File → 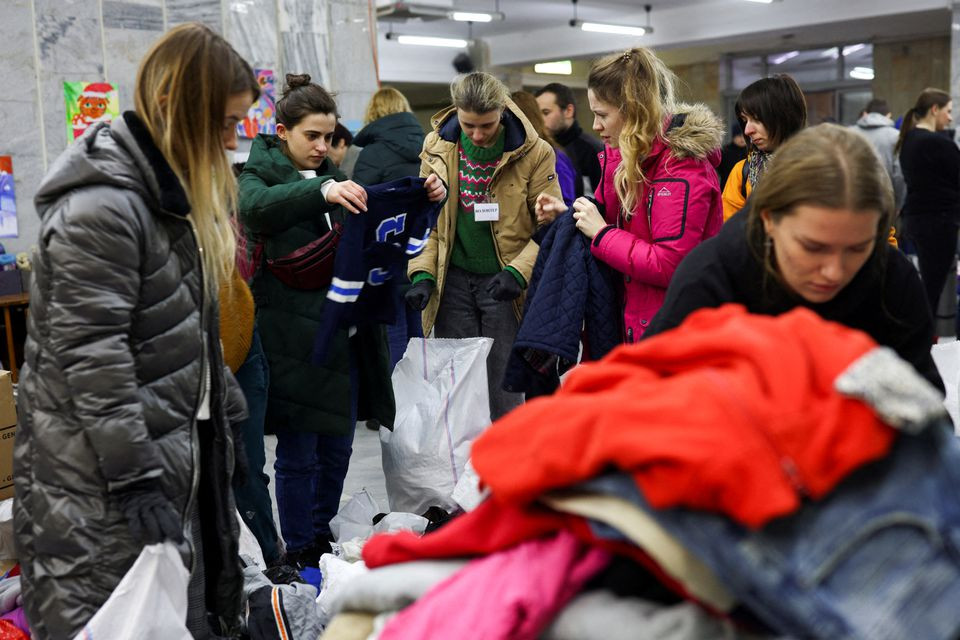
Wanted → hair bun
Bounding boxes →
[285,73,312,90]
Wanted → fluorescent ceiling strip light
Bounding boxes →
[451,11,493,22]
[395,34,469,48]
[821,43,867,59]
[770,51,799,65]
[849,66,874,80]
[534,60,573,75]
[581,22,648,36]
[743,0,775,3]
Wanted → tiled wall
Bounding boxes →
[0,0,378,254]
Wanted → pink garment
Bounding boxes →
[592,121,722,342]
[379,530,610,640]
[0,608,28,634]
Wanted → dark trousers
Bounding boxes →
[386,300,424,370]
[434,266,523,421]
[232,328,281,564]
[273,350,358,552]
[902,213,959,314]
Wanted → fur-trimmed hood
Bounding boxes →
[660,102,724,163]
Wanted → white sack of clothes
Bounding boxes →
[73,541,190,640]
[932,341,960,430]
[381,337,493,514]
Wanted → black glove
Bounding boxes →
[113,478,184,545]
[405,279,434,311]
[485,270,523,301]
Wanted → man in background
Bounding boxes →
[536,83,603,198]
[851,98,905,212]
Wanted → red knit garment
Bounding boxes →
[472,304,895,529]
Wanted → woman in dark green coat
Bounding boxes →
[237,74,395,568]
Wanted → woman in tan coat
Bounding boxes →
[405,72,563,419]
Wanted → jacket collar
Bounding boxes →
[555,120,585,147]
[118,111,191,216]
[431,100,536,155]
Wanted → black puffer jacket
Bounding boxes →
[352,111,425,187]
[13,112,245,639]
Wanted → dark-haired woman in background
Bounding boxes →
[238,74,445,568]
[648,124,942,391]
[722,74,807,221]
[896,88,959,316]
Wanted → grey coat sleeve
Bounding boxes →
[42,192,162,491]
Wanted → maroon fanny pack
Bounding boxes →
[264,222,342,290]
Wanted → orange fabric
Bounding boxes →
[721,159,750,221]
[219,268,255,373]
[471,304,895,529]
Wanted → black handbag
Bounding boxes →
[265,222,342,290]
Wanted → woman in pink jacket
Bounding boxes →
[538,47,724,342]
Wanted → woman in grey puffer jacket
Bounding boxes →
[13,24,258,639]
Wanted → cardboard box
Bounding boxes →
[0,271,20,297]
[0,372,17,500]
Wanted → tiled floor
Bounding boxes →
[263,422,390,537]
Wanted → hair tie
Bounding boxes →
[622,51,631,62]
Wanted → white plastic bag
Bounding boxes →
[932,341,960,430]
[73,542,190,640]
[237,508,266,570]
[330,488,381,543]
[381,337,493,514]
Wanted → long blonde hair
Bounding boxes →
[134,23,258,293]
[363,86,412,125]
[588,48,676,216]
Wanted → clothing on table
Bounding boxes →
[645,209,944,392]
[472,305,896,528]
[590,106,724,343]
[325,559,468,618]
[378,530,610,640]
[634,421,960,640]
[555,120,604,197]
[504,210,621,396]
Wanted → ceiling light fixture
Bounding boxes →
[769,50,799,65]
[450,11,505,22]
[849,66,874,80]
[743,0,778,3]
[571,2,653,36]
[534,60,573,75]
[385,33,470,48]
[820,43,867,59]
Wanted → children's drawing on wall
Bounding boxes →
[0,157,18,238]
[237,69,276,138]
[64,81,120,141]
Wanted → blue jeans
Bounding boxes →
[232,328,281,564]
[586,423,960,639]
[274,348,359,552]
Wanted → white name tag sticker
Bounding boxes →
[474,202,500,222]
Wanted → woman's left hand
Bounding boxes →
[424,174,447,202]
[572,197,607,239]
